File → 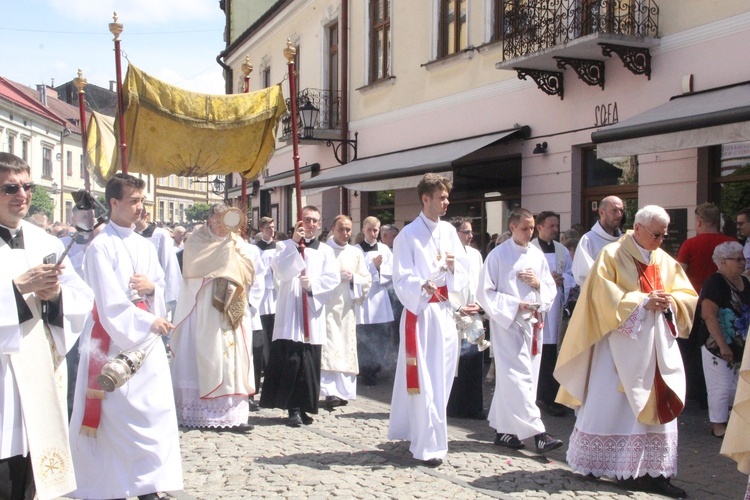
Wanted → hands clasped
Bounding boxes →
[645,290,673,312]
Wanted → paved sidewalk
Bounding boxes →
[172,373,748,499]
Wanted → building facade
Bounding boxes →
[220,0,750,249]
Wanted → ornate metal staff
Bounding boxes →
[109,13,128,174]
[284,39,311,342]
[240,55,253,238]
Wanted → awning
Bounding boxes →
[301,127,530,194]
[262,164,319,190]
[593,82,750,158]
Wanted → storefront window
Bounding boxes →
[581,147,638,229]
[368,190,395,225]
[711,141,750,236]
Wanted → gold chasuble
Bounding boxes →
[555,232,697,425]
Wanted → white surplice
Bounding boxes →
[356,241,394,325]
[270,238,340,345]
[321,241,371,400]
[572,222,622,286]
[477,239,557,440]
[0,221,94,500]
[530,238,573,345]
[387,213,470,461]
[257,239,277,316]
[69,222,183,499]
[141,225,182,308]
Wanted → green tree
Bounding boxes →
[28,185,55,220]
[185,203,211,223]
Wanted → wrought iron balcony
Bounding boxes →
[281,88,341,138]
[500,0,659,61]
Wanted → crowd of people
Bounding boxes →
[3,153,750,500]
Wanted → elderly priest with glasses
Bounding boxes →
[555,205,698,499]
[0,152,94,500]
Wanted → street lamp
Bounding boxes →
[297,99,358,165]
[191,176,226,198]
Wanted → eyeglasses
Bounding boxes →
[725,257,747,262]
[639,225,668,240]
[1,183,35,195]
[458,230,473,235]
[303,217,320,224]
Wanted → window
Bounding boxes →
[369,0,391,83]
[169,202,175,223]
[169,175,175,188]
[491,0,503,42]
[179,203,184,222]
[262,66,271,89]
[67,151,73,176]
[42,146,52,178]
[80,154,85,178]
[178,176,185,189]
[580,147,638,229]
[7,133,15,154]
[159,201,165,221]
[438,0,467,58]
[327,24,339,129]
[21,139,29,162]
[65,201,73,224]
[709,142,750,236]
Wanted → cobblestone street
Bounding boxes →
[170,373,747,499]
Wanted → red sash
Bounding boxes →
[404,285,448,395]
[80,301,148,436]
[634,260,684,423]
[531,311,544,356]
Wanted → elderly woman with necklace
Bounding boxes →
[696,241,750,438]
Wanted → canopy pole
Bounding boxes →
[109,13,128,174]
[73,70,91,192]
[240,56,253,238]
[284,39,310,343]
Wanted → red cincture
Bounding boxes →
[404,285,448,395]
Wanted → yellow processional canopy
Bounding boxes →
[86,64,287,182]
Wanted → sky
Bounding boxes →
[0,0,227,95]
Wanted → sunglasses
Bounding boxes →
[1,183,35,195]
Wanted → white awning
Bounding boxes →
[593,82,750,158]
[300,128,528,194]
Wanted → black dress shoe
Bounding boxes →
[546,402,568,417]
[138,494,161,500]
[324,395,347,411]
[418,458,442,467]
[286,409,302,427]
[248,398,260,412]
[226,422,254,433]
[300,411,314,425]
[649,476,687,499]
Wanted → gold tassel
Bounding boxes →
[86,388,105,400]
[80,425,98,437]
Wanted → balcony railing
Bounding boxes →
[281,88,341,138]
[500,0,659,61]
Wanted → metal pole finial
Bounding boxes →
[109,12,123,41]
[73,69,87,93]
[241,55,253,77]
[283,39,296,64]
